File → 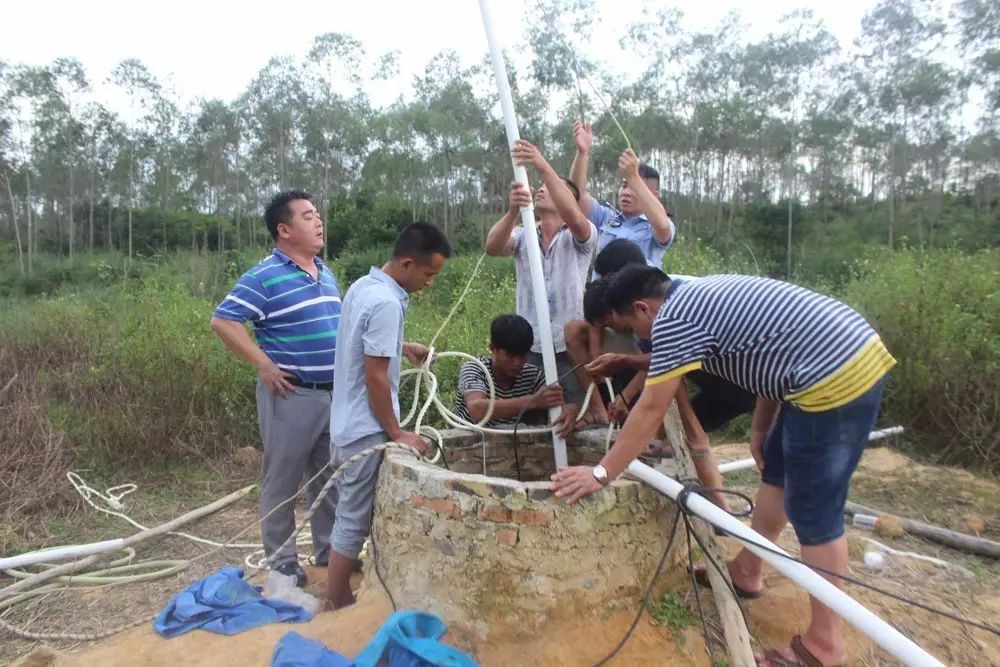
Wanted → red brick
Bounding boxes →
[511,509,552,526]
[410,494,460,518]
[477,504,512,523]
[497,528,519,548]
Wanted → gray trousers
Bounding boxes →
[330,431,387,561]
[257,380,337,567]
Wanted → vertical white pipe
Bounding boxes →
[477,0,568,467]
[626,460,945,667]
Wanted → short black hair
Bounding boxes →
[392,221,452,262]
[560,177,581,202]
[264,189,312,240]
[490,314,534,355]
[639,164,660,190]
[607,264,671,315]
[594,239,647,278]
[583,279,613,325]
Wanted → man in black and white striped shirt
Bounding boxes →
[454,315,564,428]
[552,265,895,667]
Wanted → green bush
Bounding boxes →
[0,278,256,467]
[842,248,1000,471]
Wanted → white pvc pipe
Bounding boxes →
[626,460,945,667]
[720,426,905,475]
[478,0,567,468]
[718,458,758,474]
[0,538,125,571]
[868,426,904,441]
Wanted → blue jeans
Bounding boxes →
[761,377,887,546]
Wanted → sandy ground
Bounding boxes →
[6,445,1000,666]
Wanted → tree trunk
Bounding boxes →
[715,152,726,239]
[69,163,75,262]
[887,140,895,250]
[4,173,25,274]
[88,154,96,252]
[786,163,794,280]
[127,142,134,271]
[107,196,113,251]
[162,162,170,250]
[26,171,33,277]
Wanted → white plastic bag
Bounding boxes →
[263,570,320,616]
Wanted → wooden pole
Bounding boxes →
[0,485,254,598]
[662,405,755,667]
[845,501,1000,559]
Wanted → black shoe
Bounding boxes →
[314,547,330,568]
[275,561,308,588]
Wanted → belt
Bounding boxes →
[286,376,333,391]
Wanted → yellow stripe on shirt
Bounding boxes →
[786,336,896,412]
[645,361,703,387]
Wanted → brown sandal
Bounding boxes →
[691,565,763,599]
[758,636,844,667]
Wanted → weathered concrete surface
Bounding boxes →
[369,431,685,640]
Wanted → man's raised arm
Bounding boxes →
[485,182,532,256]
[511,139,592,243]
[569,119,597,217]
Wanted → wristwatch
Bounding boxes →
[592,464,610,487]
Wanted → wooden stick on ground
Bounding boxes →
[0,485,255,598]
[844,501,1000,559]
[662,404,755,667]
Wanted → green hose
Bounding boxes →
[1,547,189,611]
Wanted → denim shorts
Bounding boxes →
[761,377,887,546]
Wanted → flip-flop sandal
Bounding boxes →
[758,636,843,667]
[791,635,843,667]
[758,647,805,667]
[691,565,763,599]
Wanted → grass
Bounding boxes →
[648,592,698,641]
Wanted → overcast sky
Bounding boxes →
[2,0,876,110]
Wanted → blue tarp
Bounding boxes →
[271,632,352,667]
[154,567,313,638]
[269,611,477,667]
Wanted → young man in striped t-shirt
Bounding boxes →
[552,265,895,667]
[454,314,563,428]
[211,190,341,587]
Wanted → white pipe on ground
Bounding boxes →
[626,460,945,666]
[477,0,567,468]
[0,539,125,571]
[719,426,905,475]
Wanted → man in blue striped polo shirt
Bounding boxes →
[211,189,341,587]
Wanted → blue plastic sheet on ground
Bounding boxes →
[269,611,477,667]
[154,567,313,638]
[271,632,352,667]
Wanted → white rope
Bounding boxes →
[66,472,310,551]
